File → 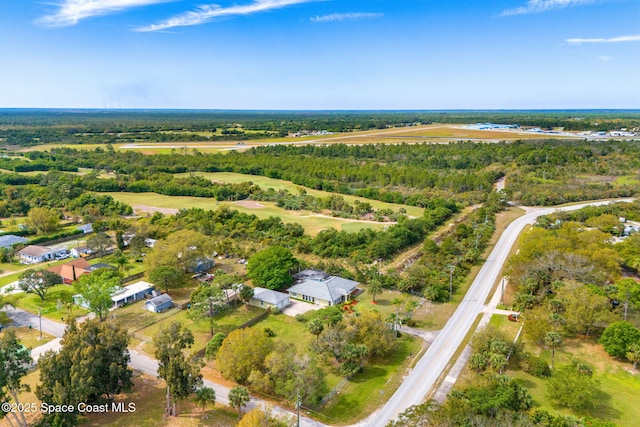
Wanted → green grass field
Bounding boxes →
[11,284,88,321]
[100,191,388,235]
[176,171,425,218]
[494,324,640,427]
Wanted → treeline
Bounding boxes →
[150,199,457,263]
[0,171,131,218]
[2,110,640,146]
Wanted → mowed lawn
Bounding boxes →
[100,192,387,235]
[176,171,425,218]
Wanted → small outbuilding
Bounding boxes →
[145,294,174,313]
[249,287,290,311]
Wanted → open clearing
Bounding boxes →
[101,192,388,235]
[19,124,572,155]
[175,171,425,217]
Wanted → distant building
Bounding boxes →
[249,287,290,311]
[18,245,65,264]
[77,223,93,234]
[287,269,359,307]
[187,257,215,273]
[71,246,92,258]
[145,294,174,313]
[0,234,29,249]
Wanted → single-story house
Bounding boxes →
[188,257,215,273]
[0,234,29,249]
[145,294,174,313]
[77,223,93,234]
[71,246,92,258]
[111,280,155,308]
[249,287,290,311]
[287,270,358,307]
[48,258,92,284]
[18,245,66,264]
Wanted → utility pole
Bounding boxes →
[501,277,506,306]
[38,307,42,340]
[208,296,214,336]
[447,264,454,302]
[296,391,301,427]
[625,290,630,321]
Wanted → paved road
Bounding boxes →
[4,199,633,427]
[363,199,633,427]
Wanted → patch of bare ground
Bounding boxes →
[132,205,179,215]
[233,200,265,209]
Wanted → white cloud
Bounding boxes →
[310,12,383,23]
[598,55,613,61]
[136,0,318,32]
[38,0,173,27]
[567,34,640,43]
[502,0,596,16]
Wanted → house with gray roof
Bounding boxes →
[249,287,290,311]
[0,234,28,249]
[145,294,174,313]
[287,270,358,307]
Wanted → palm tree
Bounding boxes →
[193,387,216,419]
[308,318,324,344]
[545,331,562,369]
[229,386,250,416]
[368,277,383,304]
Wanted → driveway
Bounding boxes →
[280,300,319,317]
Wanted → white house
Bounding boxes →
[111,281,155,308]
[18,245,66,264]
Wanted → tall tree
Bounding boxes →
[154,321,203,416]
[149,265,185,294]
[546,364,601,409]
[229,386,250,416]
[74,269,120,321]
[144,229,215,273]
[544,332,562,370]
[217,328,273,383]
[26,206,60,235]
[0,329,32,427]
[188,283,226,336]
[627,342,640,370]
[87,231,113,257]
[37,319,132,426]
[367,276,384,304]
[247,246,297,290]
[308,318,324,344]
[18,268,61,301]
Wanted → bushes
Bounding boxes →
[518,353,551,378]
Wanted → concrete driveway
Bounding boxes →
[280,300,319,317]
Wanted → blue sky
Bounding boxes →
[1,0,639,109]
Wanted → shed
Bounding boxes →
[145,294,174,313]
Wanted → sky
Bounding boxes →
[1,0,639,110]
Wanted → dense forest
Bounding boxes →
[3,138,639,207]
